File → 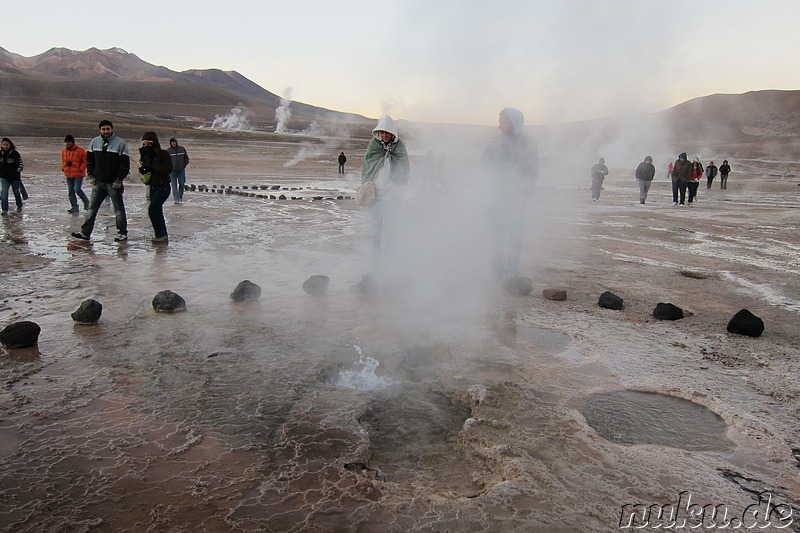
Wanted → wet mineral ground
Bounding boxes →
[1,136,799,532]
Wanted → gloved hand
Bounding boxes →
[112,180,122,190]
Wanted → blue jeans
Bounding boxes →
[148,184,171,238]
[67,178,90,210]
[638,180,652,202]
[0,178,23,212]
[81,181,127,236]
[170,169,186,202]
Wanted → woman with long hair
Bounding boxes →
[688,160,703,205]
[0,137,24,214]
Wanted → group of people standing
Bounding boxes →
[670,154,731,205]
[1,120,190,244]
[592,154,732,205]
[67,121,190,244]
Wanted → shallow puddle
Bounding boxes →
[581,390,734,452]
[515,326,572,352]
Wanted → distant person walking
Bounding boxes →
[667,161,674,179]
[635,155,656,204]
[61,135,90,213]
[590,157,608,201]
[167,138,189,204]
[705,161,718,189]
[361,115,410,271]
[482,107,538,279]
[0,137,24,215]
[688,160,703,205]
[719,160,731,189]
[338,151,347,174]
[671,152,691,206]
[71,119,130,242]
[139,132,173,243]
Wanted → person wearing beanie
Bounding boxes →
[166,137,189,204]
[61,135,89,213]
[481,107,539,279]
[590,157,609,201]
[71,119,130,242]
[0,137,24,215]
[635,155,656,204]
[671,152,691,205]
[139,132,173,243]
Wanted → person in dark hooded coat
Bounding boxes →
[139,132,173,243]
[671,152,691,205]
[635,156,656,204]
[167,138,189,204]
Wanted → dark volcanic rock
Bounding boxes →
[0,321,41,348]
[71,299,103,325]
[598,291,623,310]
[653,302,684,320]
[727,309,764,337]
[152,290,187,313]
[543,288,567,301]
[303,275,330,296]
[502,276,533,296]
[230,280,262,301]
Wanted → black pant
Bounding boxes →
[687,182,699,203]
[672,181,686,204]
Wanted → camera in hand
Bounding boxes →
[65,161,72,166]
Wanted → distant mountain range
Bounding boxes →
[1,46,799,156]
[0,46,372,134]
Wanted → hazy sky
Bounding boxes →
[6,0,800,125]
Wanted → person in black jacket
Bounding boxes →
[0,137,24,214]
[718,160,731,190]
[705,161,718,189]
[167,138,189,204]
[139,132,173,243]
[591,157,609,201]
[635,156,656,204]
[71,120,131,242]
[338,151,347,174]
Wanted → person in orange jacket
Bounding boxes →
[61,135,89,213]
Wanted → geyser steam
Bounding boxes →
[275,88,292,134]
[211,105,253,131]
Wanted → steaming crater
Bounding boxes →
[358,384,490,496]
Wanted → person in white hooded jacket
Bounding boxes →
[360,115,410,269]
[481,107,539,279]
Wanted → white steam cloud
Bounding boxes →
[275,87,293,134]
[211,105,253,131]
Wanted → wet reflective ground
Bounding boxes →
[1,137,799,532]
